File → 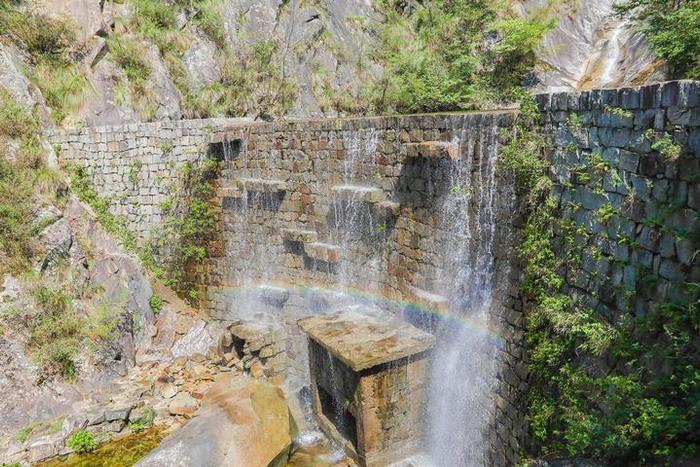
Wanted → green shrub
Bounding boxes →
[366,1,553,113]
[149,295,164,313]
[651,133,682,161]
[616,0,700,80]
[31,62,91,125]
[29,285,83,379]
[0,3,88,124]
[0,87,38,138]
[108,36,152,87]
[129,408,155,433]
[511,122,700,463]
[67,429,98,454]
[0,5,75,63]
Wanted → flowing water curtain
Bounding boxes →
[427,116,502,466]
[331,128,383,289]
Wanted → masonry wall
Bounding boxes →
[46,112,525,465]
[538,80,699,343]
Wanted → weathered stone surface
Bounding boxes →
[299,311,435,372]
[236,177,287,193]
[183,32,221,87]
[171,320,215,359]
[281,228,318,243]
[331,184,385,204]
[304,242,341,264]
[405,141,459,160]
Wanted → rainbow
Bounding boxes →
[208,280,506,348]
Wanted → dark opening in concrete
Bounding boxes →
[208,138,242,161]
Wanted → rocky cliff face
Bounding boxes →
[0,0,667,128]
[514,0,666,91]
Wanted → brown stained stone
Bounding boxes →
[405,141,459,160]
[301,311,434,467]
[168,391,199,417]
[298,311,435,372]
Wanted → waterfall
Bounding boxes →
[330,128,382,289]
[426,118,503,466]
[600,20,628,88]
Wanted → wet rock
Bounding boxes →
[138,375,292,467]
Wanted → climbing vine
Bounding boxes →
[70,157,221,305]
[502,101,700,463]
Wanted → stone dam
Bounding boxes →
[46,81,700,466]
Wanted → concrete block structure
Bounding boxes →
[299,311,435,467]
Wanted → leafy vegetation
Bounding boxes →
[129,408,155,433]
[15,417,65,443]
[358,0,553,113]
[37,426,165,467]
[0,87,47,275]
[647,130,683,161]
[71,158,220,305]
[502,111,700,463]
[149,295,164,313]
[0,283,125,380]
[144,158,221,302]
[616,0,700,80]
[67,430,98,454]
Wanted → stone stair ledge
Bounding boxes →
[236,177,287,193]
[378,200,401,216]
[217,185,243,199]
[331,184,385,204]
[405,284,449,312]
[281,228,318,243]
[304,242,341,264]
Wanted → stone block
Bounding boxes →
[331,184,385,204]
[300,311,434,466]
[236,177,287,193]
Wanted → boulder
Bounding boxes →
[183,32,221,87]
[40,0,106,42]
[171,320,214,358]
[168,391,199,417]
[138,375,292,467]
[37,217,73,271]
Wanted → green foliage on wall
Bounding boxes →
[70,158,221,306]
[616,0,700,80]
[365,0,554,113]
[503,110,700,463]
[145,157,221,304]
